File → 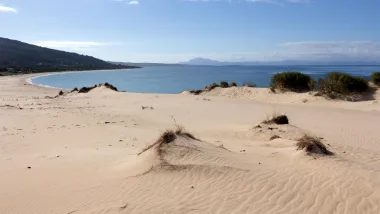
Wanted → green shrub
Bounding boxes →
[231,82,238,87]
[220,81,229,88]
[270,72,315,92]
[318,72,368,95]
[372,72,380,86]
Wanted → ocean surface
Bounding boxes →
[31,65,380,94]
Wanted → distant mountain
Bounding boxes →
[181,57,221,66]
[0,37,139,75]
[109,61,180,67]
[181,58,380,66]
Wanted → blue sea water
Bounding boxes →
[31,65,380,94]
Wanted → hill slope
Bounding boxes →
[0,37,138,74]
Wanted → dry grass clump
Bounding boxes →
[188,89,203,95]
[296,135,332,155]
[263,113,289,125]
[101,82,118,91]
[231,82,238,87]
[269,135,281,141]
[78,85,97,93]
[138,127,199,156]
[75,82,118,94]
[174,126,198,140]
[243,82,256,88]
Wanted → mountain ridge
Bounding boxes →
[0,37,138,75]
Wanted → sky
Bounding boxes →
[1,0,380,63]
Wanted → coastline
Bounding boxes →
[25,68,140,90]
[21,71,380,111]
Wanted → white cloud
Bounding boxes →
[270,41,380,61]
[33,41,109,52]
[112,0,139,5]
[187,0,309,5]
[0,5,17,13]
[128,1,139,4]
[281,41,380,55]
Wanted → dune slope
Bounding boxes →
[0,74,380,214]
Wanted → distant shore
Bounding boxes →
[0,67,142,77]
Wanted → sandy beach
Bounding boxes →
[1,73,380,214]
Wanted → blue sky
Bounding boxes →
[1,0,380,63]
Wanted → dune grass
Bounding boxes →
[101,82,118,91]
[138,126,199,156]
[262,113,289,125]
[78,85,98,93]
[296,135,332,155]
[231,82,238,87]
[75,82,118,94]
[243,82,256,88]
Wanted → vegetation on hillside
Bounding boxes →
[371,72,380,86]
[189,71,376,98]
[317,72,369,96]
[0,37,139,75]
[270,72,315,92]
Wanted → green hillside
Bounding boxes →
[0,37,139,75]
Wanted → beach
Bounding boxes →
[1,73,380,214]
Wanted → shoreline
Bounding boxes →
[20,71,380,110]
[19,68,380,101]
[24,68,140,91]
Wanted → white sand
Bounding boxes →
[1,74,380,214]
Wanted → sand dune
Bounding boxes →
[188,86,380,111]
[1,74,380,213]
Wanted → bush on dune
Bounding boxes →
[203,82,220,91]
[102,82,118,91]
[270,72,315,92]
[78,85,97,93]
[372,72,380,86]
[263,113,289,125]
[220,81,229,88]
[318,72,368,96]
[231,82,238,87]
[296,135,332,155]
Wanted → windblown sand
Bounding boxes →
[1,74,380,214]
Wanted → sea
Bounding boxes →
[31,65,380,94]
